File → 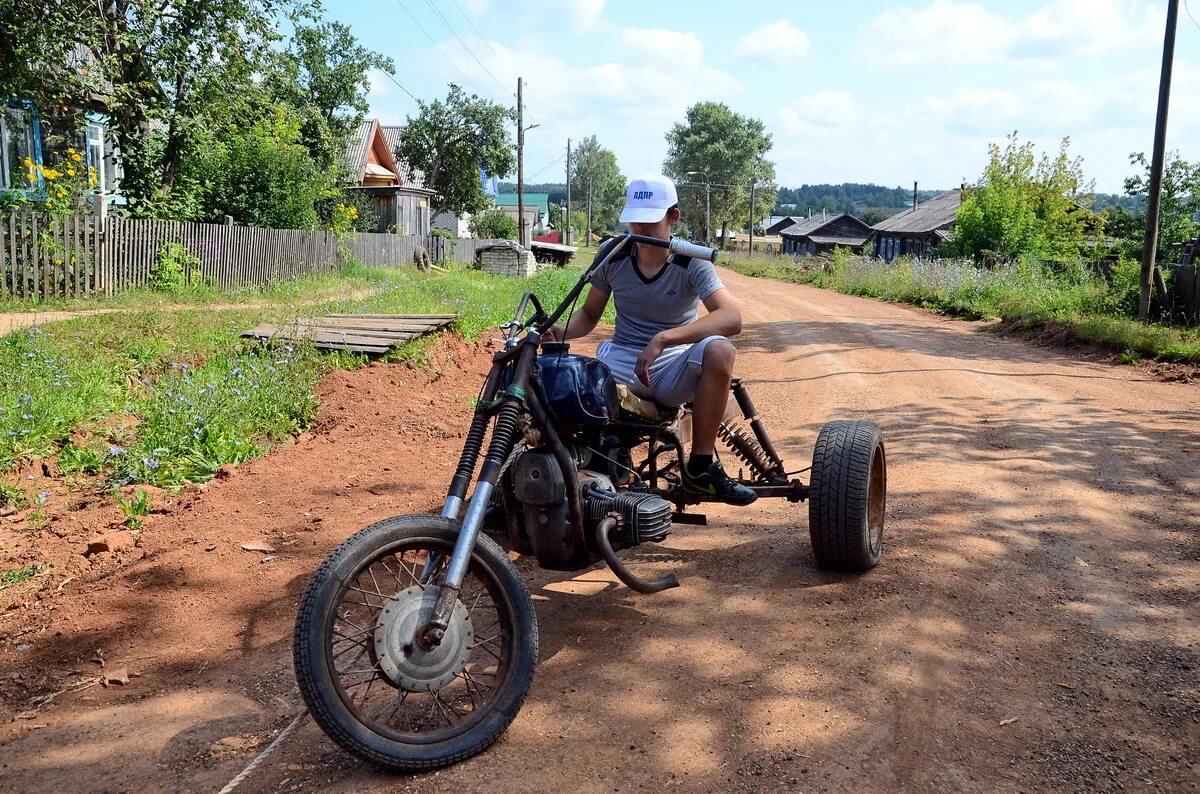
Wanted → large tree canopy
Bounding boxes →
[263,21,394,174]
[569,135,625,234]
[662,102,774,246]
[953,133,1093,262]
[395,85,514,216]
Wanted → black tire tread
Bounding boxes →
[293,514,538,772]
[808,420,885,572]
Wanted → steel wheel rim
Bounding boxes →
[325,536,515,745]
[868,443,886,556]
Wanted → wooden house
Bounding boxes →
[346,120,434,236]
[765,216,804,236]
[871,189,961,262]
[780,213,872,256]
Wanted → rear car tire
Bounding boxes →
[808,420,886,572]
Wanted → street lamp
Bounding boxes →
[685,170,711,246]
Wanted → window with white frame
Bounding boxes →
[1,108,36,190]
[86,122,122,196]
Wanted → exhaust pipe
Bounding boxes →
[595,515,679,594]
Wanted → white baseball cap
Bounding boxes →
[619,173,679,224]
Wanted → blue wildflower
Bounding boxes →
[108,445,126,456]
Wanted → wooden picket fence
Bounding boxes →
[0,210,508,299]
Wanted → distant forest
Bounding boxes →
[497,181,1145,220]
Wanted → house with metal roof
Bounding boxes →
[345,120,434,235]
[493,193,549,237]
[871,189,961,262]
[780,213,872,256]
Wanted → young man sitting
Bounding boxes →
[548,173,756,505]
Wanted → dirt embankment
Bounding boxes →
[0,272,1197,793]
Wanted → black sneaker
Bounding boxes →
[682,459,758,505]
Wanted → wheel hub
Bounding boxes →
[373,585,473,692]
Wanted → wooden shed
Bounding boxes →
[780,213,872,256]
[344,120,434,236]
[871,189,961,262]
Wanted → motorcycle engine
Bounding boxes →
[511,448,673,570]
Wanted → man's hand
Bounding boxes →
[635,334,666,387]
[544,324,566,342]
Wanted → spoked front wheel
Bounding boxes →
[292,515,538,771]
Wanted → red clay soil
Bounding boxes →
[1,270,1198,793]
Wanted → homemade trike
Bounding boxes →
[292,234,887,770]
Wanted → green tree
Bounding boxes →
[568,136,625,234]
[1115,151,1200,263]
[196,107,336,229]
[953,133,1092,262]
[396,85,514,216]
[859,207,897,226]
[98,0,308,215]
[663,102,774,247]
[264,21,393,173]
[470,208,518,240]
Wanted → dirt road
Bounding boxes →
[1,270,1196,792]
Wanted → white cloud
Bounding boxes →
[780,91,862,134]
[366,68,392,98]
[864,0,1164,66]
[734,20,811,65]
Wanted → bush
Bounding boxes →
[470,208,517,240]
[431,228,454,240]
[150,243,201,293]
[198,107,336,230]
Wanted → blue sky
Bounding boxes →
[336,0,1200,193]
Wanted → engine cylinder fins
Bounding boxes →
[583,490,672,546]
[718,421,781,482]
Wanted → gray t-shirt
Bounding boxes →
[587,238,725,349]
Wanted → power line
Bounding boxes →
[444,0,570,140]
[422,0,508,93]
[448,0,509,66]
[394,0,488,98]
[1186,0,1200,32]
[526,151,566,180]
[381,70,419,103]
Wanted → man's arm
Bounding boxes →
[634,288,741,386]
[547,285,610,341]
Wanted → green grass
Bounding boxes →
[724,251,1200,364]
[0,565,39,591]
[0,260,596,488]
[0,266,385,314]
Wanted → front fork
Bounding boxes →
[417,339,538,649]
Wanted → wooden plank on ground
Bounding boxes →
[326,313,459,320]
[239,312,457,354]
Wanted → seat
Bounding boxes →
[615,383,680,424]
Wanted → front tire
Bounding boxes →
[808,421,886,572]
[293,515,538,771]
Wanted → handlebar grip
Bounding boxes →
[668,238,718,263]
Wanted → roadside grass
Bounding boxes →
[724,251,1200,364]
[0,260,592,491]
[0,265,388,315]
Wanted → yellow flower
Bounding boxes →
[43,168,58,180]
[22,157,32,168]
[71,153,82,162]
[26,172,37,182]
[55,258,63,265]
[67,147,76,155]
[66,168,76,177]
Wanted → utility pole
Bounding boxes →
[517,77,526,247]
[1139,0,1179,319]
[565,138,572,246]
[705,183,711,247]
[586,180,593,248]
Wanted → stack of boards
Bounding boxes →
[241,313,459,354]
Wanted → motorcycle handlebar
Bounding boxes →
[624,234,718,263]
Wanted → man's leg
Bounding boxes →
[647,336,756,505]
[688,338,736,455]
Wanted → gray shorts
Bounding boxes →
[597,335,728,407]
